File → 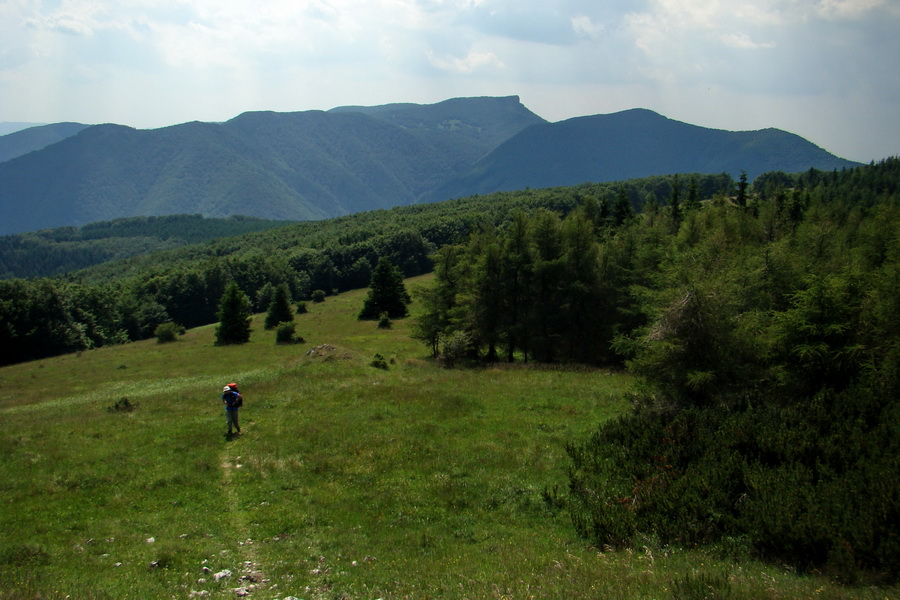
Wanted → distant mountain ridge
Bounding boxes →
[0,122,47,136]
[425,109,859,201]
[0,122,89,163]
[0,97,860,235]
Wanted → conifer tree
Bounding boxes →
[215,281,252,345]
[686,175,701,211]
[264,283,294,330]
[612,188,634,226]
[669,173,682,226]
[358,257,411,320]
[737,170,749,207]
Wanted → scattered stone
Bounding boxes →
[201,566,211,573]
[146,537,155,544]
[113,562,122,567]
[233,588,250,597]
[188,591,210,598]
[214,569,232,581]
[306,343,336,357]
[149,560,161,569]
[197,578,207,584]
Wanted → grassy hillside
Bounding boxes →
[0,276,889,599]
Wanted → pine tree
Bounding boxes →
[358,257,411,320]
[686,175,701,212]
[669,173,682,226]
[737,170,749,207]
[612,189,634,226]
[215,281,252,345]
[264,283,294,330]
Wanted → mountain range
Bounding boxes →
[0,96,860,235]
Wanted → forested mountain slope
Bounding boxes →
[426,108,860,201]
[0,97,543,235]
[0,214,295,279]
[0,99,862,236]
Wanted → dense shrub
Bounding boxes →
[562,161,900,583]
[370,353,389,370]
[154,321,184,343]
[275,322,302,345]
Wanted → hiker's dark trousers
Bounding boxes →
[225,407,240,432]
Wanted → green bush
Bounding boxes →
[377,312,392,329]
[154,321,184,343]
[311,289,326,303]
[275,322,302,345]
[440,330,471,368]
[108,397,135,413]
[370,353,389,370]
[565,392,900,583]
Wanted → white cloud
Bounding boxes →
[571,14,603,39]
[720,32,776,50]
[427,49,504,73]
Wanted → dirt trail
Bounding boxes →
[218,450,268,597]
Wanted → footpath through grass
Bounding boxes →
[0,278,892,599]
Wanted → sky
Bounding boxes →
[1,0,898,163]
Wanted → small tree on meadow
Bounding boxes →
[264,284,294,330]
[358,257,411,320]
[215,281,252,345]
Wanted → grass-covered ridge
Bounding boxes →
[1,279,891,599]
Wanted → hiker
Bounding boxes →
[222,382,243,435]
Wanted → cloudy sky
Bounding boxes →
[1,0,897,162]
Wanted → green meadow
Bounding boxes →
[0,277,892,599]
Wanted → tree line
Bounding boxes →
[0,173,734,366]
[0,214,293,279]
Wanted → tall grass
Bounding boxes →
[0,277,892,599]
